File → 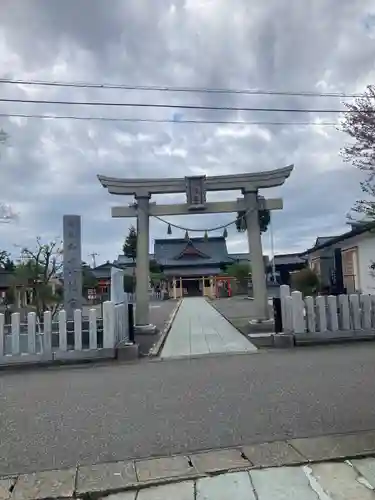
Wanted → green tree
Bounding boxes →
[123,226,137,292]
[291,268,320,296]
[235,209,271,233]
[341,85,375,220]
[123,225,137,261]
[225,262,252,281]
[0,250,15,271]
[15,237,63,322]
[149,258,161,274]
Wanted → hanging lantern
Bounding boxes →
[167,223,172,235]
[223,227,228,239]
[184,230,189,240]
[204,230,208,241]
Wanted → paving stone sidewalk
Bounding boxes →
[109,461,375,499]
[4,429,375,499]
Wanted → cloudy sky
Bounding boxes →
[0,0,374,266]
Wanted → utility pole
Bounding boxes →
[269,212,277,283]
[89,252,99,268]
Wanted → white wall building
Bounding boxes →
[304,224,375,294]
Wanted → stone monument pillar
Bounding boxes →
[63,215,83,319]
[243,192,269,320]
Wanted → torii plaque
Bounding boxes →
[185,175,206,211]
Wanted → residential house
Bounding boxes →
[303,223,375,294]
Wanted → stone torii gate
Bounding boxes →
[98,165,294,333]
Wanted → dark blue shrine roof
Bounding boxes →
[154,236,232,268]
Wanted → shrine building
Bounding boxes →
[94,236,254,298]
[153,236,235,297]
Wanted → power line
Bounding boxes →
[0,112,339,126]
[0,77,368,98]
[0,97,355,113]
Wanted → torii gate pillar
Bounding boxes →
[243,191,269,319]
[135,195,152,330]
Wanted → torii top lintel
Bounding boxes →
[97,164,293,197]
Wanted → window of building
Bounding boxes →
[342,247,358,293]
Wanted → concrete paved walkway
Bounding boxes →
[160,297,257,359]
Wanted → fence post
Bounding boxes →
[327,295,339,332]
[304,296,316,333]
[128,303,135,343]
[371,296,375,328]
[361,294,371,330]
[316,296,327,332]
[43,311,52,354]
[89,308,97,349]
[59,310,67,351]
[272,297,282,334]
[349,294,361,330]
[74,309,82,351]
[27,312,36,354]
[0,313,4,357]
[291,291,305,334]
[280,285,290,320]
[103,301,115,348]
[11,312,20,354]
[339,294,350,330]
[282,295,293,332]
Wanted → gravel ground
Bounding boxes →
[136,300,179,355]
[1,343,375,475]
[210,297,275,337]
[210,296,272,320]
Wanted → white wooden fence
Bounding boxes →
[280,285,375,335]
[0,301,122,366]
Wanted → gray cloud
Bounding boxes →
[0,0,374,264]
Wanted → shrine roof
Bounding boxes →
[154,236,232,267]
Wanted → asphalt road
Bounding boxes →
[1,343,375,475]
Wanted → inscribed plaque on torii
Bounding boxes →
[185,176,206,211]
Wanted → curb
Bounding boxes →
[149,299,182,357]
[4,429,375,499]
[0,351,116,373]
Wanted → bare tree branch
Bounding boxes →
[340,85,375,220]
[16,237,63,321]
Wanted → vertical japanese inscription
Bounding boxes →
[63,215,83,318]
[185,176,206,210]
